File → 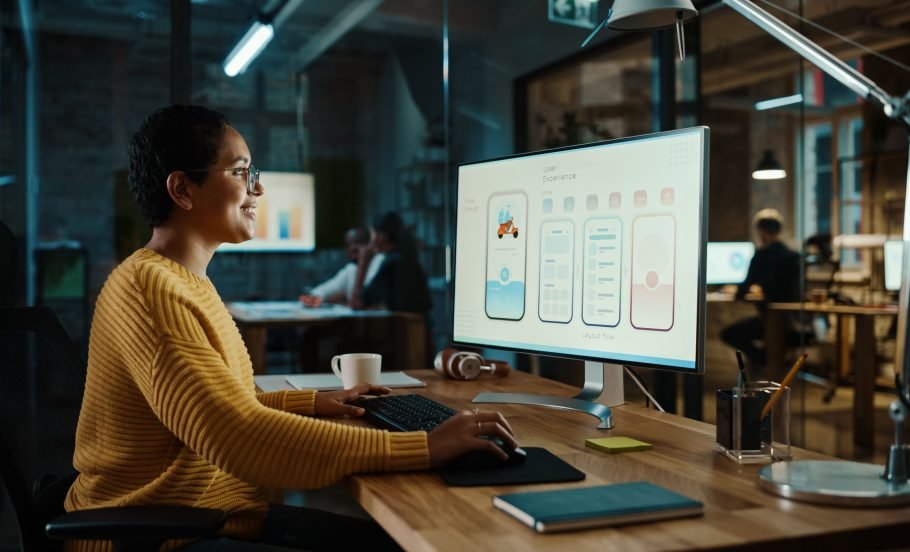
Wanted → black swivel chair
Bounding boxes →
[0,306,226,551]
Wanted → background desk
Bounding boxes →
[257,370,910,550]
[765,302,897,456]
[228,302,425,374]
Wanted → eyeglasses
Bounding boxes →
[184,164,261,194]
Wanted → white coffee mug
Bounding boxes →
[331,353,382,389]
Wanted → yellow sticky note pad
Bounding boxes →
[585,436,653,453]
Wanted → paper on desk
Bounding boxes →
[285,372,426,391]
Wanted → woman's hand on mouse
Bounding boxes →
[426,409,517,468]
[313,384,391,417]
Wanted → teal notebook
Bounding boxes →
[493,481,703,533]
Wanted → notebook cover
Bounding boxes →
[285,372,426,391]
[493,481,703,533]
[585,436,653,453]
[439,447,585,487]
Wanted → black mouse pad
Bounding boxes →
[438,447,585,487]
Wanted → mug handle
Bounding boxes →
[331,355,343,379]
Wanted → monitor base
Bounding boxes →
[472,362,624,429]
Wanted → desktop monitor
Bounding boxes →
[452,127,709,427]
[706,242,755,285]
[218,171,315,252]
[885,240,903,291]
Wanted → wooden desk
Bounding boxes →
[257,370,910,550]
[227,301,425,374]
[765,302,898,456]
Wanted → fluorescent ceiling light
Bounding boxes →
[223,21,274,77]
[754,93,804,111]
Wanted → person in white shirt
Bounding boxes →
[300,227,384,306]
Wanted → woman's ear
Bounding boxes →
[166,171,194,211]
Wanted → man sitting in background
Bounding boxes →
[721,208,801,369]
[299,227,384,306]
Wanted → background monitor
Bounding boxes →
[706,242,755,285]
[885,240,903,291]
[453,127,708,374]
[218,171,315,252]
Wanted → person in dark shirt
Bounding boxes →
[721,209,800,368]
[352,212,432,316]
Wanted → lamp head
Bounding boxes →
[752,149,787,180]
[607,0,698,31]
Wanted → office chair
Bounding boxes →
[0,218,17,306]
[0,306,226,551]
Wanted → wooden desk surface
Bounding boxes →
[226,301,399,328]
[767,301,898,316]
[258,370,910,550]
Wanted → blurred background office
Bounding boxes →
[2,0,910,523]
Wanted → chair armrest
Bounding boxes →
[46,506,226,541]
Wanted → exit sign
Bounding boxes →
[548,0,599,29]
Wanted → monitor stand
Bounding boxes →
[472,362,624,429]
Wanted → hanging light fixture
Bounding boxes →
[606,0,697,30]
[752,149,787,180]
[583,0,698,61]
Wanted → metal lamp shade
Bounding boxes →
[752,149,787,180]
[607,0,698,30]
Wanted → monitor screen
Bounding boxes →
[453,127,708,372]
[706,242,754,285]
[218,171,315,252]
[885,240,903,291]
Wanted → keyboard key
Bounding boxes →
[354,394,457,432]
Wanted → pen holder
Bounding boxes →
[716,381,791,463]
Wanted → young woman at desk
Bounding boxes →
[65,105,517,552]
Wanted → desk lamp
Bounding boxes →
[584,0,910,505]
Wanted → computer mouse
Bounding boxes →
[447,439,527,470]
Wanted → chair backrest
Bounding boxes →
[0,306,86,551]
[0,219,18,306]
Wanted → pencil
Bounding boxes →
[760,353,807,418]
[735,350,749,386]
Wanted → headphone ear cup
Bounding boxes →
[487,361,511,377]
[433,350,446,372]
[446,352,465,379]
[434,349,456,377]
[457,355,482,380]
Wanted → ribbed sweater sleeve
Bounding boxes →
[132,266,429,489]
[256,390,316,415]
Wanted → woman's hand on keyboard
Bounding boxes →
[314,384,391,417]
[427,410,518,468]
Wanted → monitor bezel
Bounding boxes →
[451,126,709,374]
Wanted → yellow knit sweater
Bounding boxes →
[64,249,430,551]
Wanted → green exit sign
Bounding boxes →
[548,0,599,29]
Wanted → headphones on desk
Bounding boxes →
[434,349,511,380]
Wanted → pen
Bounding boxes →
[735,350,749,386]
[761,353,807,418]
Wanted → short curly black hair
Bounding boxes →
[128,105,230,227]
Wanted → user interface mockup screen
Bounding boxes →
[706,242,755,285]
[453,127,707,371]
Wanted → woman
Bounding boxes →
[65,105,516,551]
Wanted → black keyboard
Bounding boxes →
[353,394,457,432]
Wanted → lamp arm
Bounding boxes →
[722,0,910,130]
